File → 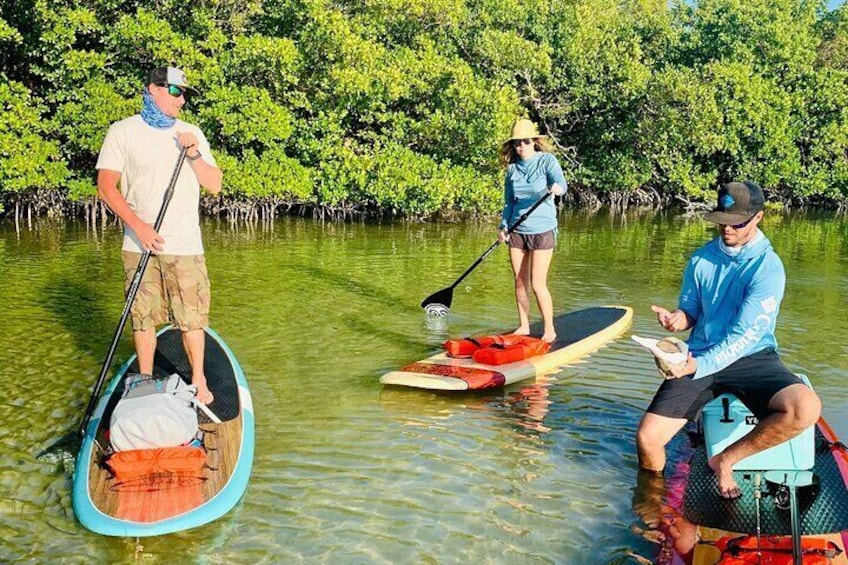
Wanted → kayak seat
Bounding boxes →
[703,374,815,471]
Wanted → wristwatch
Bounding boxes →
[187,151,202,161]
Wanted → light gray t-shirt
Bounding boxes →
[96,115,216,255]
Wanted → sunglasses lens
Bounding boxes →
[729,215,754,229]
[167,85,186,97]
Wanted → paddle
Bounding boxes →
[421,189,552,314]
[79,148,188,438]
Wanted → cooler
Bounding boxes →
[702,374,815,471]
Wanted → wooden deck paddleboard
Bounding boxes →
[663,416,848,564]
[72,326,254,537]
[380,306,633,391]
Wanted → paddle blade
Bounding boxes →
[421,287,453,312]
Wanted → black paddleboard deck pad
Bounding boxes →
[683,426,848,535]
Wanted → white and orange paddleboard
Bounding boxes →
[380,306,633,391]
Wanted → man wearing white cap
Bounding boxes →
[96,66,223,405]
[635,181,820,498]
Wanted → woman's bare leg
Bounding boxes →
[509,246,531,335]
[529,248,555,342]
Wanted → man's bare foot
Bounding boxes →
[708,454,741,499]
[194,376,215,405]
[513,326,530,336]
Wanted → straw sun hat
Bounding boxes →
[505,119,543,143]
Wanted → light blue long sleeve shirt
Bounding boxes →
[678,230,786,380]
[500,152,567,234]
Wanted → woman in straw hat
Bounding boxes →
[498,118,567,343]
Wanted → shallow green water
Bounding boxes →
[1,210,846,564]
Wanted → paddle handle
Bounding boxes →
[79,148,188,438]
[448,190,552,290]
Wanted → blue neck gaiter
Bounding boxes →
[140,88,176,130]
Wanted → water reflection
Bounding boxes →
[379,378,553,438]
[630,466,698,565]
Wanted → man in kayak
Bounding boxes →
[96,66,222,405]
[635,180,821,498]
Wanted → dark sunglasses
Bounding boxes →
[725,215,756,230]
[512,138,534,148]
[157,83,186,98]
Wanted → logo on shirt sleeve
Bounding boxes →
[760,296,777,313]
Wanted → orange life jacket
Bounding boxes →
[106,447,207,522]
[104,446,207,483]
[715,534,842,565]
[444,334,551,366]
[444,336,500,357]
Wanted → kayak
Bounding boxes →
[72,326,254,537]
[659,386,848,564]
[380,306,633,390]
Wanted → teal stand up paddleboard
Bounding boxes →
[73,326,254,536]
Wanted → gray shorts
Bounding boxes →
[508,230,556,250]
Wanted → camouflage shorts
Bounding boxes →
[121,252,211,331]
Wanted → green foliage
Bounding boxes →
[361,143,496,216]
[313,142,501,217]
[789,68,848,199]
[218,147,313,200]
[639,61,802,198]
[677,0,822,77]
[817,7,848,71]
[539,0,655,191]
[27,2,104,95]
[195,85,294,153]
[1,0,848,218]
[0,80,69,194]
[0,16,22,44]
[54,78,138,160]
[223,35,300,99]
[472,29,552,82]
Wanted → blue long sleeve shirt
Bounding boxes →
[678,230,786,380]
[500,152,567,234]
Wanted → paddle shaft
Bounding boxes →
[445,190,552,292]
[79,148,188,438]
[790,484,802,565]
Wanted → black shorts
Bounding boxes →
[508,230,556,250]
[646,349,804,421]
